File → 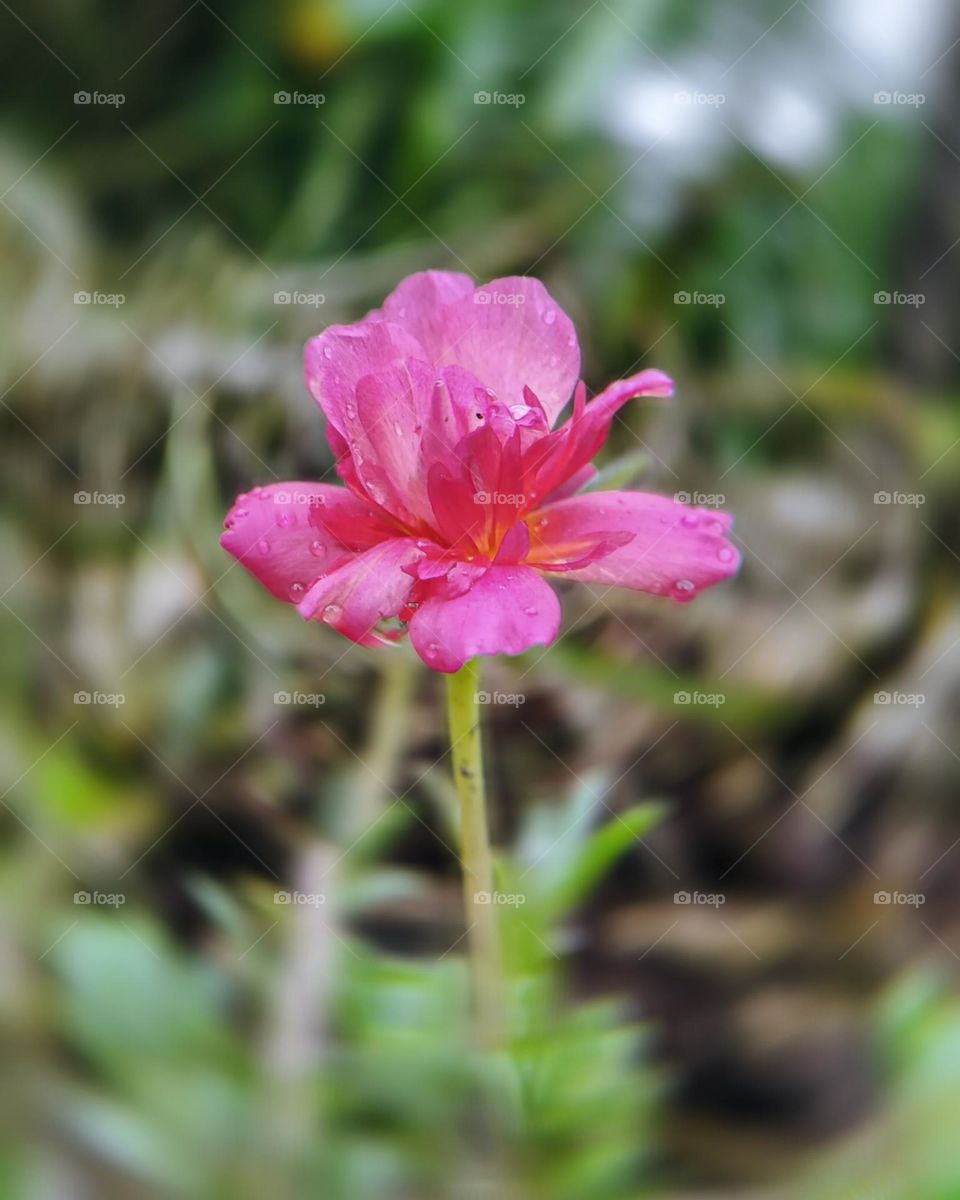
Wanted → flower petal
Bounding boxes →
[221,482,382,602]
[528,491,740,600]
[297,537,424,646]
[428,277,581,427]
[304,320,423,437]
[367,270,476,361]
[408,564,561,672]
[525,369,673,502]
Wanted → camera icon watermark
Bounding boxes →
[674,890,726,907]
[475,690,526,707]
[74,291,125,307]
[473,90,525,107]
[674,490,725,507]
[674,290,725,307]
[274,690,325,707]
[274,890,326,907]
[74,890,126,906]
[74,490,125,507]
[873,91,925,107]
[474,890,526,906]
[674,690,726,708]
[273,290,325,307]
[274,90,325,107]
[873,490,925,506]
[74,690,126,707]
[874,890,924,906]
[74,90,125,107]
[473,291,525,306]
[472,489,526,505]
[674,90,726,107]
[873,291,924,307]
[873,690,925,708]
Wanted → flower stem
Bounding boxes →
[445,659,504,1050]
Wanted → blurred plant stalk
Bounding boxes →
[446,660,504,1050]
[255,652,418,1193]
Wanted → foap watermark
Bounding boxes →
[874,290,924,307]
[74,890,126,906]
[874,690,925,708]
[74,290,125,307]
[272,490,327,506]
[74,90,125,107]
[873,90,925,107]
[274,890,326,907]
[473,90,525,107]
[475,690,526,707]
[674,89,726,107]
[674,690,725,708]
[874,490,925,506]
[74,690,125,707]
[274,90,325,106]
[874,890,925,907]
[274,690,326,707]
[274,290,325,307]
[674,290,725,307]
[674,890,726,907]
[473,490,526,505]
[474,890,526,907]
[474,291,525,306]
[74,490,125,507]
[675,490,725,507]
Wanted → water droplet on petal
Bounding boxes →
[345,403,358,420]
[393,422,403,436]
[235,508,250,519]
[322,603,343,623]
[289,582,305,600]
[672,579,695,597]
[276,510,295,528]
[681,512,699,528]
[717,546,735,563]
[257,538,271,554]
[425,642,439,658]
[543,308,556,325]
[310,540,326,558]
[523,606,538,616]
[534,517,549,530]
[322,346,333,360]
[484,387,496,398]
[365,480,386,505]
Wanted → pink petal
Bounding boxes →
[221,482,380,602]
[527,491,740,600]
[350,359,436,523]
[304,320,423,437]
[408,564,561,672]
[525,369,674,501]
[297,537,424,646]
[424,276,581,428]
[367,270,476,360]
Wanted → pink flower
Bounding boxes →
[221,272,740,672]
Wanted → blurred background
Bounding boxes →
[1,0,959,1196]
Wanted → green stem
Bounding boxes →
[445,660,504,1050]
